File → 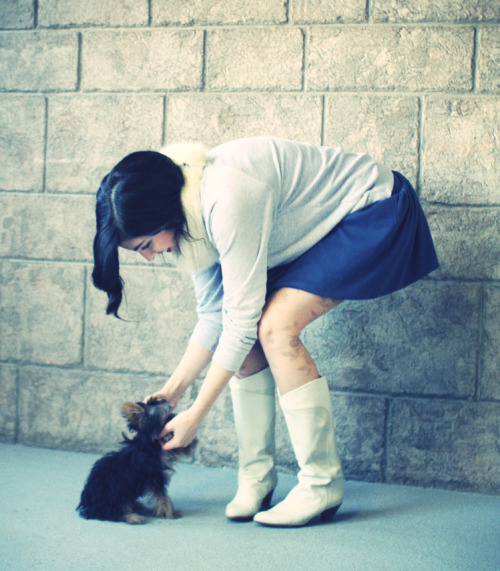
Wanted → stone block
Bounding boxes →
[0,96,45,191]
[477,27,500,92]
[425,206,500,280]
[153,0,287,25]
[372,0,500,22]
[46,94,163,192]
[17,366,166,452]
[38,0,149,27]
[86,266,198,374]
[332,393,386,482]
[307,27,473,91]
[0,364,17,443]
[0,0,34,29]
[324,94,419,185]
[81,30,203,91]
[206,28,304,91]
[0,262,84,366]
[387,399,500,494]
[0,194,94,262]
[421,97,500,204]
[291,0,367,23]
[0,31,78,91]
[480,286,500,401]
[165,94,323,147]
[302,281,480,398]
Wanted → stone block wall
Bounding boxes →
[1,1,499,494]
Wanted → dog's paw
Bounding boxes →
[124,513,146,525]
[156,506,179,519]
[156,496,179,519]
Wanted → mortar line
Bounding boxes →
[321,94,327,146]
[81,265,88,369]
[382,397,391,483]
[76,32,83,91]
[15,88,498,98]
[416,96,424,196]
[474,284,485,402]
[472,26,479,91]
[14,365,20,444]
[201,30,208,91]
[33,0,39,28]
[42,97,49,193]
[0,22,493,32]
[301,27,308,92]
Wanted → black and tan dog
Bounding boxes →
[77,397,194,524]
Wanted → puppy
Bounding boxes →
[77,397,194,524]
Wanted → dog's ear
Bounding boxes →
[120,402,146,430]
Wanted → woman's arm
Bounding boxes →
[160,361,234,450]
[150,342,213,407]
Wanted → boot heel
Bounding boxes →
[321,504,341,522]
[260,489,274,510]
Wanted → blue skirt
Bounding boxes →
[267,171,439,300]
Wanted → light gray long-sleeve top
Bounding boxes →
[189,137,394,372]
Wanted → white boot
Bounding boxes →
[254,376,344,527]
[225,367,277,521]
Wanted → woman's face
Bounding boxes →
[120,230,177,262]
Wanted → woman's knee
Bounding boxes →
[258,308,300,353]
[258,288,341,354]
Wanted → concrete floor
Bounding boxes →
[0,443,499,570]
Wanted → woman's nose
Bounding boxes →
[141,250,156,262]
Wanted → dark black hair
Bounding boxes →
[92,151,185,317]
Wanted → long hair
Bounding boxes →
[92,151,185,317]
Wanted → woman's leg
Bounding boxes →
[225,342,277,521]
[255,287,344,527]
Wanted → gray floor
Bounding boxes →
[0,443,499,570]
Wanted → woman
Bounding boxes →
[92,137,439,527]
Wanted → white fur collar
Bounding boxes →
[160,143,219,273]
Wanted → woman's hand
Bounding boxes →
[143,384,179,408]
[159,407,201,450]
[159,363,234,450]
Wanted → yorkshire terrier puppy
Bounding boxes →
[77,397,195,524]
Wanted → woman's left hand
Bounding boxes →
[159,407,201,451]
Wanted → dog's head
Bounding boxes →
[120,397,174,441]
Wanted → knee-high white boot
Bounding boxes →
[225,367,277,521]
[253,376,344,527]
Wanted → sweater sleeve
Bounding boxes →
[189,263,223,353]
[205,167,275,372]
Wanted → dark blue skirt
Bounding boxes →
[267,171,439,300]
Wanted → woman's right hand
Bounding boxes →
[143,378,181,407]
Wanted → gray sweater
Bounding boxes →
[189,137,393,372]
